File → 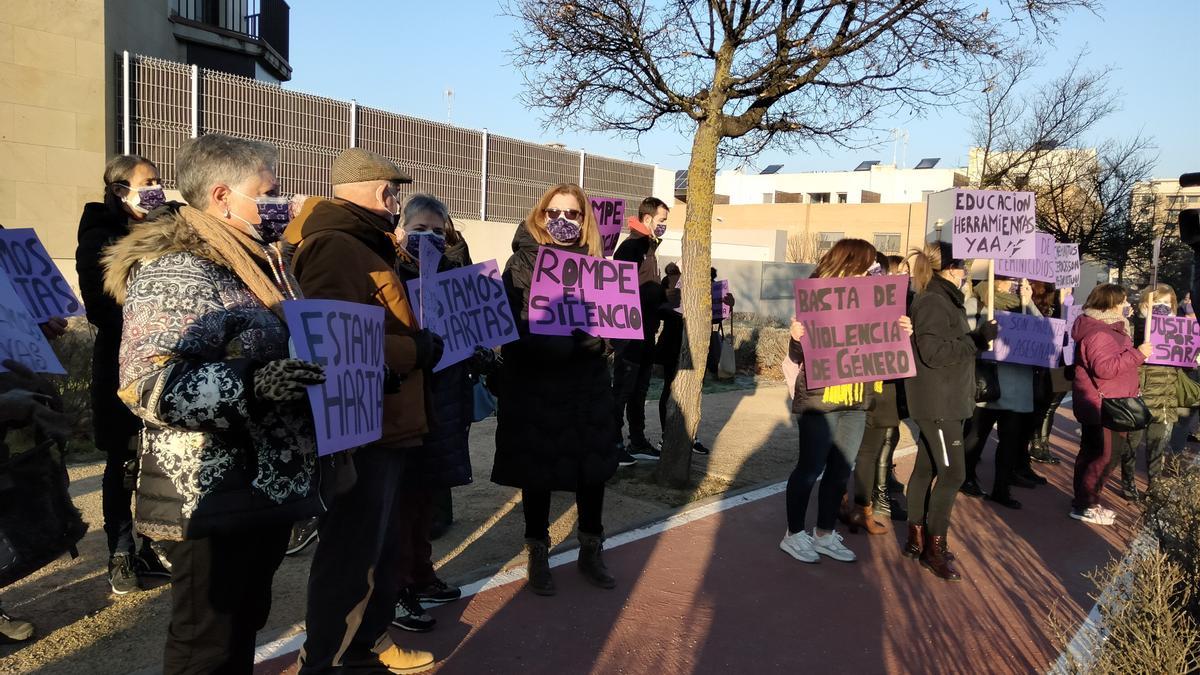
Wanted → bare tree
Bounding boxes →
[786,230,822,264]
[509,0,1096,487]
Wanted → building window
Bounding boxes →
[808,192,831,204]
[1189,196,1200,203]
[837,192,848,203]
[763,192,775,204]
[817,231,843,256]
[873,233,901,254]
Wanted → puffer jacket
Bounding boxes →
[787,338,877,415]
[492,225,617,491]
[1072,310,1145,426]
[906,275,981,422]
[394,238,474,489]
[284,197,428,449]
[966,281,1041,414]
[102,210,322,541]
[1132,319,1183,423]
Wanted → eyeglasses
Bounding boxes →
[544,208,583,221]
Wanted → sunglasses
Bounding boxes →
[544,208,583,221]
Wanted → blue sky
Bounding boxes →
[287,1,1198,178]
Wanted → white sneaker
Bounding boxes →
[779,530,820,563]
[812,529,856,562]
[1069,506,1115,525]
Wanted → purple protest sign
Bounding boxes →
[0,228,85,323]
[712,279,730,321]
[996,232,1056,282]
[528,247,642,340]
[950,189,1037,260]
[1055,243,1081,288]
[981,310,1067,368]
[406,259,519,372]
[589,197,625,257]
[1148,315,1200,367]
[0,268,65,374]
[792,276,915,389]
[283,299,385,456]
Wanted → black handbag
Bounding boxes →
[975,361,1002,403]
[1082,366,1151,432]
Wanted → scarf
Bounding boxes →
[182,206,299,320]
[1083,307,1132,338]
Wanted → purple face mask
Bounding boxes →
[405,231,446,259]
[653,222,667,238]
[252,197,291,244]
[546,217,582,243]
[866,262,884,277]
[1152,303,1172,317]
[132,186,166,212]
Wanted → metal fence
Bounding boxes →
[117,53,654,223]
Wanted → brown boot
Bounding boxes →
[920,534,962,582]
[902,523,924,559]
[845,504,888,535]
[525,538,556,596]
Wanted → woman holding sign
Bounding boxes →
[780,239,913,565]
[103,135,327,673]
[493,183,619,596]
[904,242,997,581]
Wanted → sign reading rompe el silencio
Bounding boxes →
[792,276,915,389]
[950,189,1037,260]
[528,247,643,340]
[589,197,625,258]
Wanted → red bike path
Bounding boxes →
[258,412,1142,674]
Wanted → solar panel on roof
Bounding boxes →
[760,164,784,175]
[915,158,941,169]
[854,160,880,171]
[674,169,689,190]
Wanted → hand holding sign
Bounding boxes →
[792,276,915,389]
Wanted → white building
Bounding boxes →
[710,161,967,205]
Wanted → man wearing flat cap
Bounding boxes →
[287,148,441,674]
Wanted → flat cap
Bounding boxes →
[331,148,412,185]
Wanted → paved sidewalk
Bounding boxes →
[258,409,1140,675]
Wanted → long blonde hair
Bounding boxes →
[523,183,602,257]
[907,241,959,292]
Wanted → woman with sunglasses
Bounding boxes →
[492,183,619,596]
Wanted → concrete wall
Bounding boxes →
[0,0,108,262]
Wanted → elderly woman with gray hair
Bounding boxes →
[103,133,326,674]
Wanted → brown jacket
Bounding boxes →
[284,197,427,448]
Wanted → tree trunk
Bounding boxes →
[656,118,720,488]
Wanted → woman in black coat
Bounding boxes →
[904,241,996,582]
[73,154,170,594]
[493,183,618,596]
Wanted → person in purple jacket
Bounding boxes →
[1070,284,1152,525]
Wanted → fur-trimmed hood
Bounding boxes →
[102,208,234,304]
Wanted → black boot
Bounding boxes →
[577,532,616,589]
[525,539,556,596]
[873,429,906,521]
[1029,437,1060,465]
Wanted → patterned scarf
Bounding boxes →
[1083,307,1132,338]
[181,206,299,320]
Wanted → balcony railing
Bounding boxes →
[173,0,290,60]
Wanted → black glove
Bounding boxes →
[413,329,445,370]
[470,346,502,375]
[976,320,999,343]
[382,366,403,394]
[253,359,325,402]
[572,329,608,357]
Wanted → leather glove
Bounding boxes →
[413,329,445,370]
[976,320,999,343]
[253,359,325,402]
[572,329,608,357]
[383,366,403,394]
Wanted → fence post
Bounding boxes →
[578,149,585,186]
[122,51,130,154]
[349,99,357,148]
[190,64,199,138]
[480,128,488,221]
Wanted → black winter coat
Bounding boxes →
[906,275,982,421]
[395,238,474,489]
[74,201,141,449]
[492,226,618,491]
[612,233,665,362]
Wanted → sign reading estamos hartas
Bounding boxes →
[0,229,85,323]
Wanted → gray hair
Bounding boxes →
[176,134,278,209]
[401,193,449,228]
[102,154,155,188]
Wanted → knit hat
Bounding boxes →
[330,148,412,185]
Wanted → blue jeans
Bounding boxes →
[787,411,867,532]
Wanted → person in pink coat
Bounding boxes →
[1070,284,1152,525]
